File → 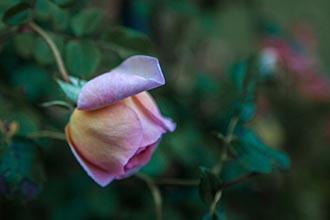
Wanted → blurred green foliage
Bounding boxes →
[0,0,329,220]
[0,136,45,201]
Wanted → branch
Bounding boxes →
[40,100,74,111]
[150,172,257,189]
[209,190,222,215]
[222,172,257,188]
[28,22,70,82]
[27,130,66,141]
[136,173,163,220]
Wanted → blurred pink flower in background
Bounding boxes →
[259,23,330,101]
[65,56,176,186]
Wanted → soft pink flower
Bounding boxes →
[259,25,330,102]
[65,56,175,186]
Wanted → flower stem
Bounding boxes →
[207,172,257,216]
[152,172,256,189]
[27,130,66,141]
[209,190,222,215]
[222,172,257,188]
[40,100,74,111]
[136,173,162,220]
[208,117,240,216]
[28,22,70,82]
[212,116,239,175]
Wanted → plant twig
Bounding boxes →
[28,22,70,82]
[40,100,74,111]
[225,117,239,142]
[27,130,66,140]
[212,116,239,175]
[136,173,162,220]
[222,172,257,188]
[151,172,256,189]
[207,172,257,217]
[209,190,222,215]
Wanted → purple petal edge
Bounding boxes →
[69,142,114,187]
[77,55,165,110]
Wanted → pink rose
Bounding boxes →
[65,56,175,186]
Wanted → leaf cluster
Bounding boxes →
[0,0,154,78]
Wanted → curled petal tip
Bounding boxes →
[77,55,165,110]
[165,118,176,132]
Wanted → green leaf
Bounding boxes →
[34,0,52,21]
[199,167,223,206]
[69,75,86,87]
[2,2,31,26]
[34,36,54,65]
[228,60,247,93]
[228,59,258,96]
[221,160,249,183]
[64,40,101,77]
[232,127,290,173]
[227,59,258,122]
[56,76,86,103]
[102,26,154,58]
[239,102,256,121]
[33,34,64,65]
[70,9,102,36]
[50,3,69,31]
[13,32,35,58]
[0,136,45,201]
[34,2,69,30]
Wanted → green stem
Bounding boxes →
[209,190,222,215]
[40,100,74,111]
[207,172,257,217]
[28,22,70,82]
[152,172,256,188]
[133,173,255,219]
[223,172,257,188]
[27,130,66,141]
[225,117,239,142]
[208,117,240,216]
[212,117,239,175]
[212,141,229,175]
[136,173,162,220]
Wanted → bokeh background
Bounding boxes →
[1,0,330,219]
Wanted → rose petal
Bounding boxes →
[78,55,165,110]
[124,142,159,175]
[65,102,143,186]
[67,137,120,187]
[132,92,176,132]
[122,95,165,148]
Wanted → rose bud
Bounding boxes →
[65,56,175,186]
